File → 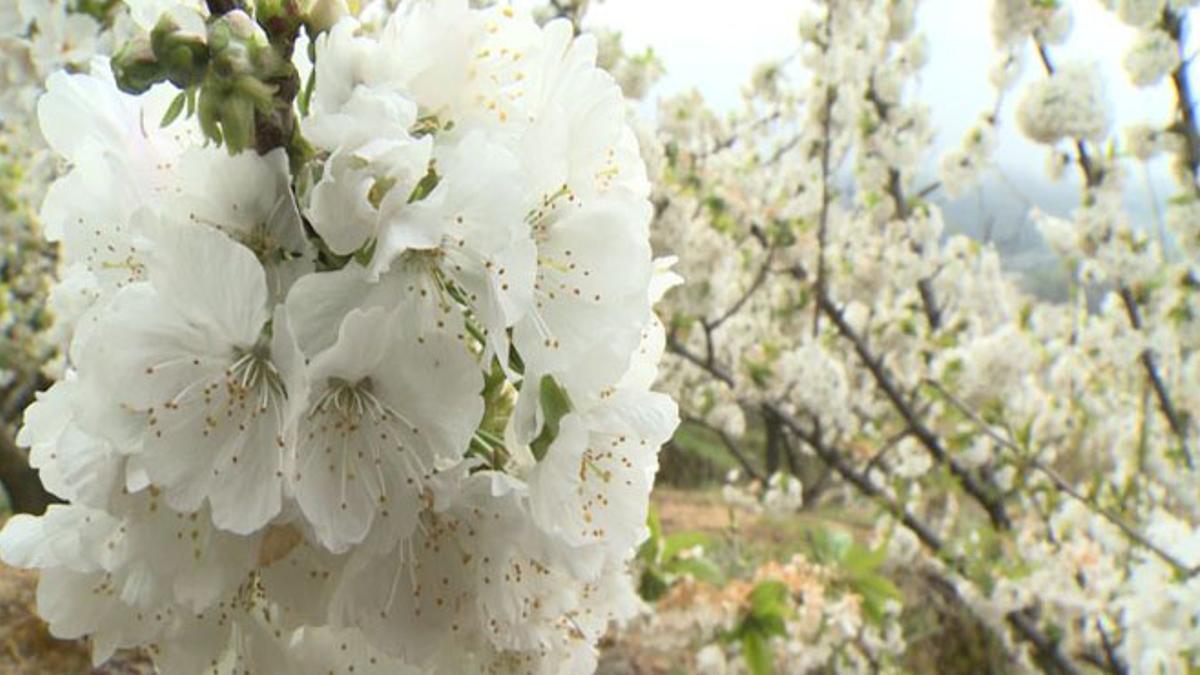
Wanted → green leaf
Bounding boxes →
[748,580,789,623]
[637,568,669,602]
[160,91,187,127]
[808,528,852,565]
[841,541,888,576]
[741,630,774,675]
[664,557,724,585]
[407,164,441,203]
[529,375,573,461]
[847,573,902,625]
[647,505,663,544]
[636,506,663,564]
[661,531,711,562]
[353,238,377,266]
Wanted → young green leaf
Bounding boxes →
[160,90,187,127]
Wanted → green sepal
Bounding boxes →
[529,375,573,461]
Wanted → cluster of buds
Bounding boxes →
[112,1,323,154]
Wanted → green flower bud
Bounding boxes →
[111,35,165,95]
[150,15,210,89]
[195,9,299,153]
[257,0,305,43]
[207,13,257,79]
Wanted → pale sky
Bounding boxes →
[584,1,1191,264]
[586,0,1176,138]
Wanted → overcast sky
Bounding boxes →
[584,0,1192,264]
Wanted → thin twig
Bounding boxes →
[1164,8,1200,193]
[772,406,1089,675]
[817,293,1012,529]
[1036,37,1193,469]
[864,82,941,330]
[1032,39,1102,189]
[665,332,734,388]
[1118,287,1194,468]
[664,324,1098,674]
[813,83,836,336]
[709,246,776,330]
[682,414,763,482]
[925,378,1199,578]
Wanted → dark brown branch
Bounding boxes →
[1005,609,1086,675]
[546,0,589,31]
[682,414,763,482]
[813,84,836,336]
[665,332,735,388]
[778,410,946,553]
[773,406,1090,675]
[1164,9,1200,193]
[707,110,784,157]
[773,407,803,477]
[1032,39,1103,190]
[817,295,1007,522]
[664,319,1097,674]
[915,181,941,200]
[1094,620,1129,675]
[708,247,775,330]
[0,429,55,515]
[1037,38,1192,469]
[817,293,1012,529]
[865,82,941,330]
[1123,287,1193,467]
[926,377,1199,578]
[205,0,243,15]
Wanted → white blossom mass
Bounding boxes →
[0,1,678,672]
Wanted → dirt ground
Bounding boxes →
[0,491,795,674]
[0,563,153,675]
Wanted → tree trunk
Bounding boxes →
[0,430,54,514]
[763,407,782,476]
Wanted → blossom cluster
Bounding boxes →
[0,1,677,672]
[644,0,1200,672]
[0,0,122,395]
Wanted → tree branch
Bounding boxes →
[0,428,55,515]
[708,246,775,331]
[864,82,941,330]
[663,311,1101,674]
[813,83,836,336]
[817,293,1012,529]
[1164,8,1200,194]
[1119,287,1194,469]
[1032,39,1103,190]
[772,405,1090,675]
[665,332,734,388]
[1036,37,1192,469]
[682,414,763,482]
[925,378,1198,578]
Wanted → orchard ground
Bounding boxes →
[0,481,1010,675]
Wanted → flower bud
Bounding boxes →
[207,11,260,77]
[198,79,261,153]
[303,0,349,33]
[111,35,165,95]
[198,10,294,152]
[150,14,209,89]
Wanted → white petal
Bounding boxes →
[143,222,269,348]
